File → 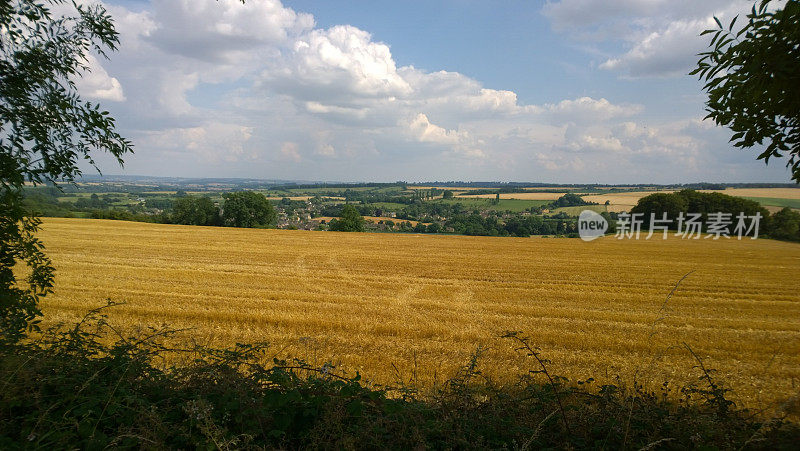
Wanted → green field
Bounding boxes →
[286,186,404,194]
[435,198,549,212]
[551,205,606,216]
[744,197,800,209]
[364,202,409,210]
[259,189,296,197]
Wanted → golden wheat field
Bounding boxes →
[37,218,800,413]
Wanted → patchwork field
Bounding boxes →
[37,218,800,414]
[431,187,800,213]
[581,191,671,212]
[582,188,800,213]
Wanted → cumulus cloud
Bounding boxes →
[69,0,791,182]
[75,54,126,101]
[260,25,411,103]
[402,113,485,159]
[405,113,462,145]
[148,0,313,63]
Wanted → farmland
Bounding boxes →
[447,187,800,213]
[583,188,800,213]
[456,192,569,200]
[38,218,800,414]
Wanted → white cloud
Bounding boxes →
[75,54,126,101]
[260,25,411,103]
[544,97,642,121]
[543,0,755,78]
[405,113,463,146]
[138,123,254,163]
[315,143,336,157]
[542,0,666,34]
[148,0,313,62]
[542,0,740,35]
[599,17,719,78]
[401,113,485,159]
[280,141,302,162]
[70,0,792,183]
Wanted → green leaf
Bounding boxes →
[729,15,738,31]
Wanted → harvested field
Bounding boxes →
[38,218,800,414]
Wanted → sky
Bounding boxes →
[74,0,794,183]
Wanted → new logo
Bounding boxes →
[578,210,607,242]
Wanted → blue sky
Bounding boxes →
[77,0,793,183]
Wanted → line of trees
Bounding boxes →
[172,191,276,228]
[443,214,580,237]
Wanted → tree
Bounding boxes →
[547,193,590,209]
[692,0,800,182]
[426,222,442,233]
[600,211,616,235]
[173,196,220,226]
[221,191,276,228]
[329,204,365,232]
[1,1,131,344]
[768,207,800,240]
[442,190,454,199]
[630,193,689,227]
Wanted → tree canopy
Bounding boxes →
[221,191,276,228]
[769,207,800,240]
[173,196,220,226]
[329,204,365,232]
[692,0,800,182]
[631,190,767,222]
[1,1,131,343]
